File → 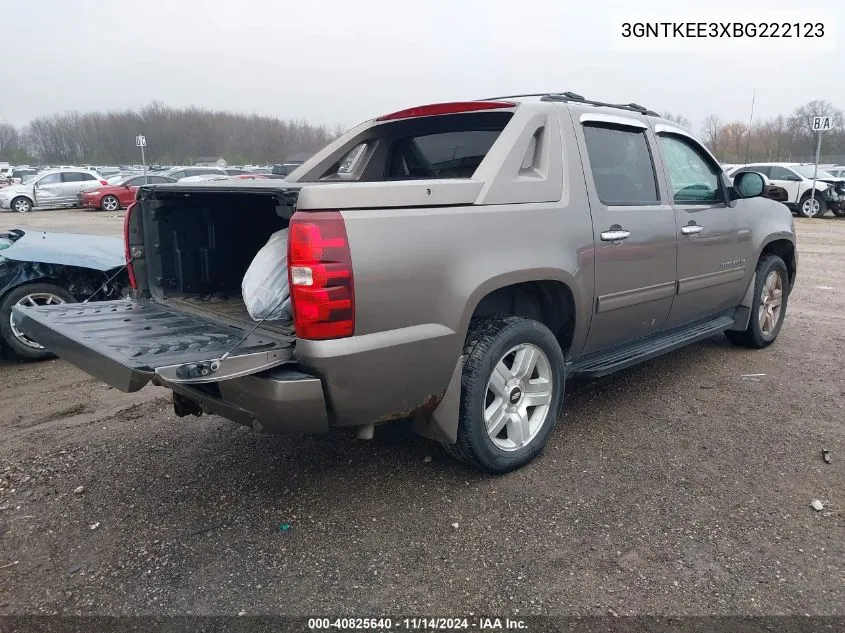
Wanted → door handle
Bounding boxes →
[681,224,703,235]
[600,229,631,241]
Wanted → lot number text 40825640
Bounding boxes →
[307,617,528,630]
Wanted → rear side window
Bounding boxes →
[308,112,513,182]
[769,166,798,180]
[583,125,659,205]
[38,173,62,185]
[62,172,87,182]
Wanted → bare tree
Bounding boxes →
[660,111,692,130]
[18,103,340,165]
[701,115,722,154]
[719,122,749,163]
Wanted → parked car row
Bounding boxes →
[0,168,107,213]
[0,164,290,212]
[725,162,845,218]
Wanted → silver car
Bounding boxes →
[0,168,105,213]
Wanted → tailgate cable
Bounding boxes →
[82,256,135,304]
[176,296,287,380]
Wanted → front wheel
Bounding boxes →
[0,283,75,360]
[11,196,32,213]
[725,255,789,349]
[798,194,827,218]
[443,316,565,474]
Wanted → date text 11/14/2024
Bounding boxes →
[307,617,528,630]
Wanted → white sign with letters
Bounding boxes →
[135,135,147,147]
[811,116,832,132]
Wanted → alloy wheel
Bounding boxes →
[802,198,820,217]
[484,343,554,451]
[758,270,783,337]
[101,196,120,211]
[10,292,66,349]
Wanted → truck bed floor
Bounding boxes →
[165,296,294,336]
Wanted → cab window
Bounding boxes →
[582,124,660,205]
[658,135,722,204]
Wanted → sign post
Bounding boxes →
[808,116,832,217]
[135,135,148,184]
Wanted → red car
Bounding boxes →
[79,174,176,211]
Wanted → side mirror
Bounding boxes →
[732,171,766,199]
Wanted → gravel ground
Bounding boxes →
[0,209,843,617]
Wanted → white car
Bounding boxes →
[729,162,845,218]
[175,174,229,183]
[826,166,845,179]
[0,168,106,213]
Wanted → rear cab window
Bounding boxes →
[582,124,660,205]
[301,112,513,182]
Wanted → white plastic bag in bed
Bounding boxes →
[242,228,292,322]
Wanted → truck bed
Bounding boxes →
[165,296,293,335]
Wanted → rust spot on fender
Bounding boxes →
[375,393,443,424]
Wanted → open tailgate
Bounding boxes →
[12,299,295,392]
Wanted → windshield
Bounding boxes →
[20,173,38,184]
[792,165,834,179]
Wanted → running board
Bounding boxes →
[568,314,735,378]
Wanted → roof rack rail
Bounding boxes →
[479,92,660,117]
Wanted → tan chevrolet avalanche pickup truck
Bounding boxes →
[14,92,797,473]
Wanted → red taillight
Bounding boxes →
[99,179,108,185]
[123,202,137,290]
[376,100,516,121]
[287,211,354,340]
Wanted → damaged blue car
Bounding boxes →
[0,229,130,360]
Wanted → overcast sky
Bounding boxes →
[1,0,842,134]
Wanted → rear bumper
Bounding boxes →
[155,366,330,435]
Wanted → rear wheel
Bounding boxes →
[725,255,789,349]
[100,195,120,211]
[798,194,827,218]
[832,206,845,218]
[443,316,565,474]
[0,283,75,360]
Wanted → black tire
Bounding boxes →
[0,283,75,360]
[725,255,789,349]
[797,193,827,218]
[831,206,845,218]
[443,315,565,474]
[100,195,120,212]
[10,196,32,213]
